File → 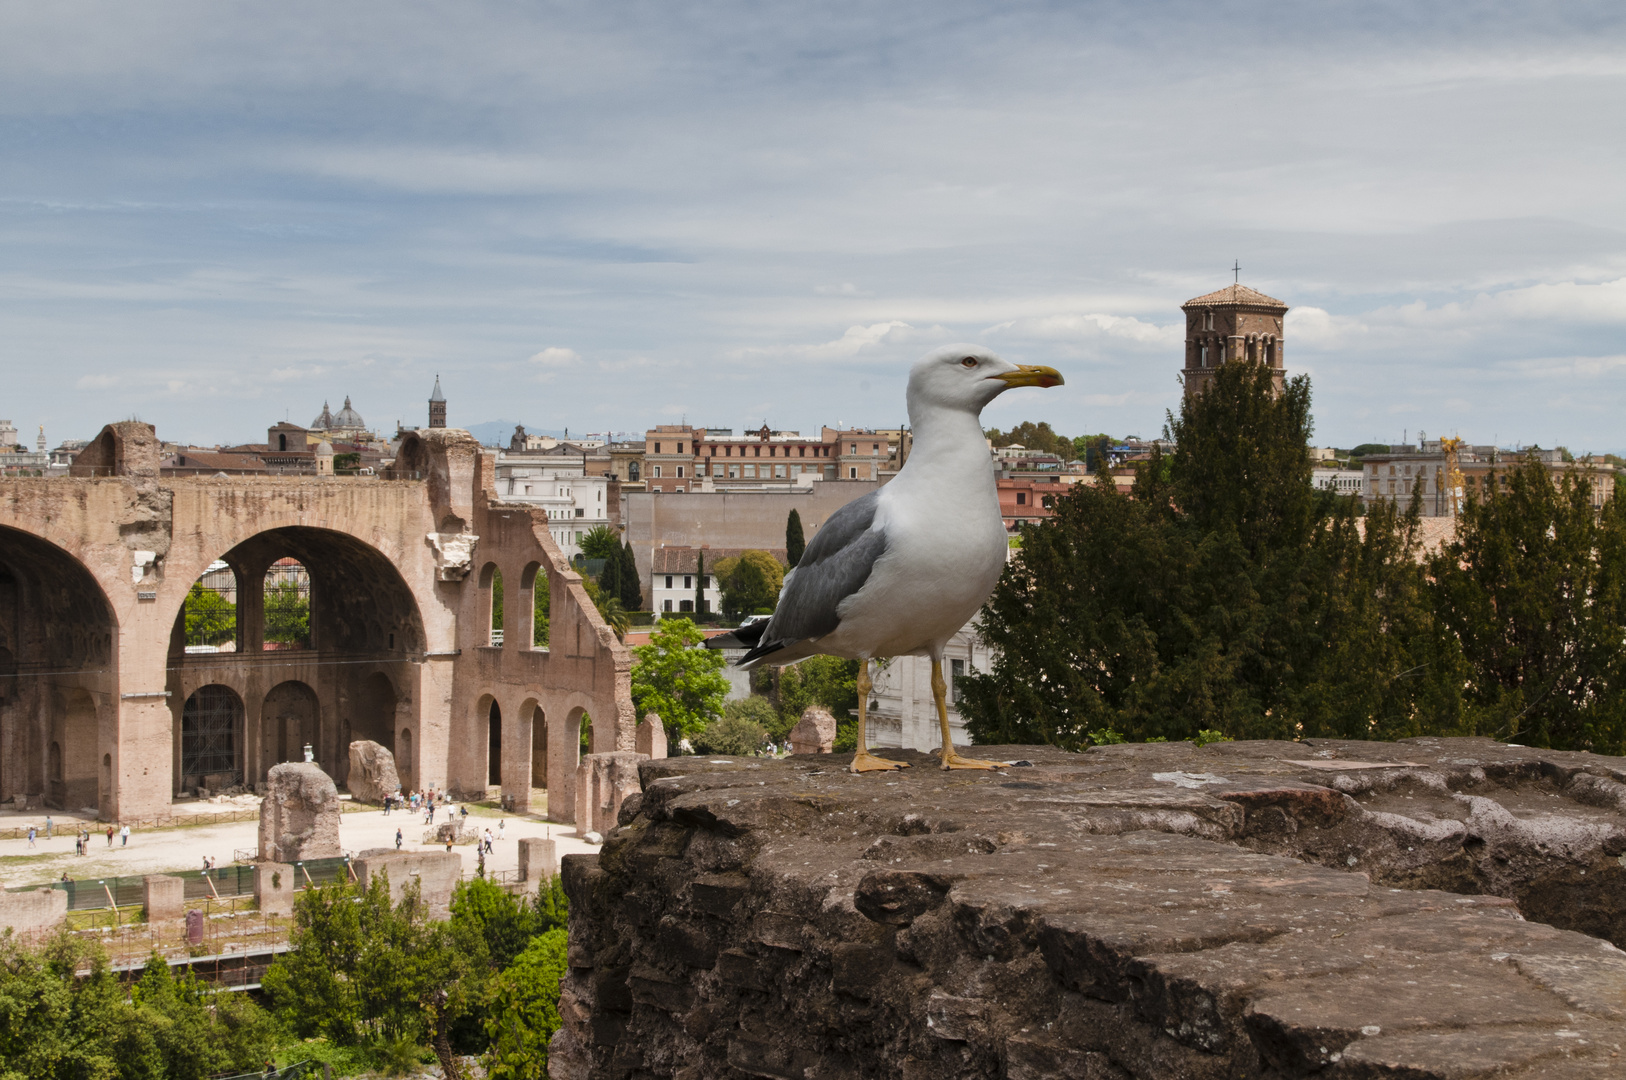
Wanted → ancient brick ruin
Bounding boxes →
[557,738,1626,1079]
[0,420,635,826]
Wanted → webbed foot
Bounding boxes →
[850,752,911,773]
[939,748,1012,771]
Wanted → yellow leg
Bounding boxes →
[934,658,1009,770]
[850,659,908,773]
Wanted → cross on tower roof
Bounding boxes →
[1233,259,1241,283]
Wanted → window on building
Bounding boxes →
[872,444,879,452]
[654,443,661,453]
[652,465,661,478]
[628,462,640,481]
[950,658,965,704]
[728,465,739,478]
[798,447,806,457]
[1016,491,1027,505]
[849,467,858,479]
[725,446,732,456]
[701,575,710,589]
[753,446,761,457]
[679,600,693,612]
[575,508,584,517]
[684,575,692,589]
[775,464,786,478]
[850,444,857,453]
[825,464,837,479]
[663,599,673,612]
[665,575,673,588]
[676,466,685,478]
[744,464,756,478]
[677,443,684,453]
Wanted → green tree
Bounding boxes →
[985,420,1075,460]
[630,617,730,741]
[959,361,1462,747]
[534,568,549,647]
[481,930,568,1080]
[619,540,643,612]
[0,931,274,1080]
[333,452,362,474]
[694,712,769,755]
[580,525,621,563]
[774,655,859,734]
[717,550,784,618]
[1430,456,1626,754]
[721,695,783,738]
[695,551,708,618]
[184,581,236,647]
[490,568,504,641]
[785,509,806,568]
[264,578,310,646]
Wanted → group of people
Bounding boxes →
[25,821,128,855]
[381,788,448,819]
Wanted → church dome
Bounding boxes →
[311,400,336,430]
[332,396,364,430]
[315,441,334,455]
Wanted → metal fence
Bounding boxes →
[9,856,355,910]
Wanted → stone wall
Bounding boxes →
[556,738,1626,1079]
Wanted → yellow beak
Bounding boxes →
[991,364,1064,389]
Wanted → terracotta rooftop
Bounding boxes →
[1182,283,1288,310]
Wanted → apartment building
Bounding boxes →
[1361,443,1617,517]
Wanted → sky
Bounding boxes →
[3,1,1625,452]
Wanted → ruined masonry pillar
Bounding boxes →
[518,837,557,889]
[143,875,186,921]
[500,694,533,814]
[254,862,296,917]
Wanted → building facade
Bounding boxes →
[866,621,988,752]
[1360,444,1618,517]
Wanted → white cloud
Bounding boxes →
[74,374,118,389]
[530,346,582,368]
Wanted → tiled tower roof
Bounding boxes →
[1182,284,1288,310]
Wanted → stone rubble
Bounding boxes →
[257,762,341,863]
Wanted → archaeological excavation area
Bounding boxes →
[558,737,1626,1079]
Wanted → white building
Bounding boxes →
[493,452,611,560]
[865,620,990,753]
[1312,467,1364,496]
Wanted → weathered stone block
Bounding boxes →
[518,836,557,885]
[258,762,340,863]
[142,874,185,922]
[558,739,1626,1079]
[254,861,296,917]
[788,706,835,755]
[0,886,66,936]
[636,713,667,759]
[345,740,401,805]
[574,751,645,838]
[352,850,460,919]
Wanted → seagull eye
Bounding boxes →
[960,357,978,368]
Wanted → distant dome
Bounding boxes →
[332,396,364,430]
[311,400,336,429]
[315,441,334,454]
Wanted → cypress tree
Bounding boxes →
[695,551,707,618]
[786,509,806,568]
[619,540,643,611]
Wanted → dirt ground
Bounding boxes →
[0,789,596,890]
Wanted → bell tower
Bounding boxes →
[428,375,446,429]
[1181,283,1288,397]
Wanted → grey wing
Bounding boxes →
[738,491,885,662]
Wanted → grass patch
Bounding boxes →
[0,852,62,866]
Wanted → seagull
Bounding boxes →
[710,345,1063,771]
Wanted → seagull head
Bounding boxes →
[907,344,1064,416]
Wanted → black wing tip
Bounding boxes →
[738,640,787,668]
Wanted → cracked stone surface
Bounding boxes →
[554,738,1626,1079]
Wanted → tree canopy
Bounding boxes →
[785,510,806,568]
[984,420,1075,460]
[713,550,785,618]
[960,361,1469,748]
[630,616,731,740]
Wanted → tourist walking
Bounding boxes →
[44,815,52,838]
[27,826,36,848]
[106,825,114,847]
[395,828,403,850]
[120,824,130,847]
[498,818,505,839]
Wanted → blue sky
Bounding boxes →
[4,1,1625,451]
